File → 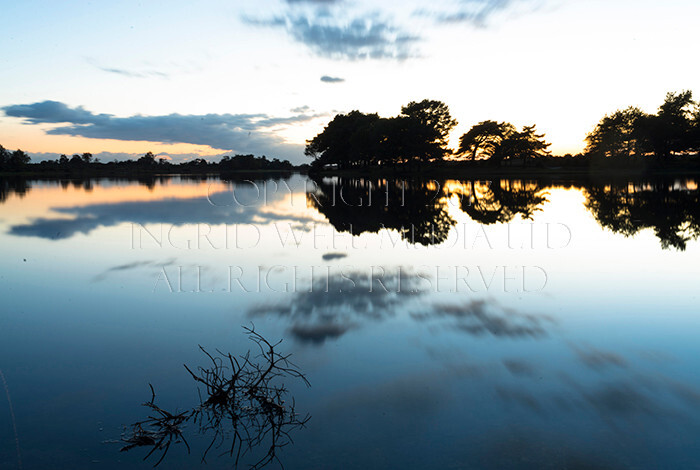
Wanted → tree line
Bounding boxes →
[584,90,700,160]
[0,147,31,169]
[0,148,296,173]
[306,92,700,171]
[304,98,551,170]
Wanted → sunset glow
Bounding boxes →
[3,0,700,163]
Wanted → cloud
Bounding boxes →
[85,57,206,79]
[321,252,347,261]
[85,57,167,79]
[4,101,110,125]
[245,12,419,60]
[94,65,169,79]
[290,105,311,113]
[320,75,345,83]
[2,101,318,161]
[416,0,544,28]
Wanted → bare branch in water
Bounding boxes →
[118,325,310,468]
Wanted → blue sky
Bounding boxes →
[2,0,700,164]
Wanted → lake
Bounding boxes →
[1,174,699,469]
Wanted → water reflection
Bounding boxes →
[0,177,30,202]
[249,268,425,344]
[120,326,309,469]
[307,177,456,245]
[411,300,555,338]
[91,259,178,282]
[584,179,700,250]
[3,175,700,251]
[454,180,548,225]
[472,434,621,469]
[249,269,552,344]
[1,175,700,469]
[310,327,700,469]
[8,179,310,240]
[572,345,628,371]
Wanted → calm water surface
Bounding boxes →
[1,174,699,469]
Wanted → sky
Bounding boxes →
[1,0,700,164]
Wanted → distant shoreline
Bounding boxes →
[308,165,700,179]
[0,167,303,179]
[3,160,700,180]
[3,166,700,180]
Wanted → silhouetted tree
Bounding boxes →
[401,100,457,144]
[636,91,696,158]
[372,116,414,166]
[137,151,157,167]
[306,100,457,169]
[219,154,294,171]
[457,122,549,166]
[183,158,208,168]
[0,145,9,168]
[305,111,381,169]
[399,99,457,162]
[69,154,83,167]
[692,105,700,151]
[589,91,699,161]
[457,120,514,161]
[8,149,30,168]
[0,147,30,169]
[495,125,550,166]
[585,107,644,159]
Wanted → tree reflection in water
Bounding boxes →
[307,177,456,246]
[0,177,31,203]
[306,177,550,245]
[454,179,548,225]
[3,176,699,251]
[584,179,700,250]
